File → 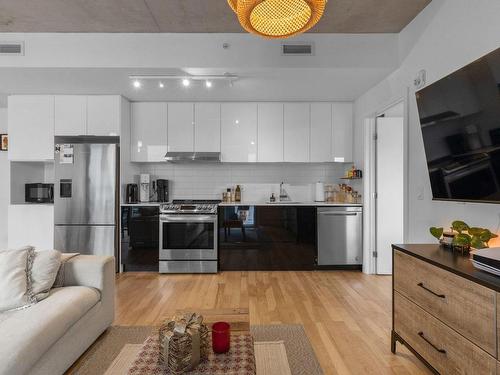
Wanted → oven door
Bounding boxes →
[160,215,217,260]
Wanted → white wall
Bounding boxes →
[0,108,8,248]
[354,0,500,243]
[0,33,398,70]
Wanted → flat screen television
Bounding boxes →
[416,47,500,203]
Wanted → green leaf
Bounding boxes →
[429,227,444,240]
[453,233,471,246]
[468,227,484,236]
[471,236,486,249]
[479,229,490,242]
[452,221,469,233]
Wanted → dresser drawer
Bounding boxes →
[394,250,496,356]
[394,292,496,374]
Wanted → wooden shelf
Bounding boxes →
[340,177,362,180]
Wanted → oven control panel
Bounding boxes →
[160,203,218,215]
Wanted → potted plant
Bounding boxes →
[430,221,498,254]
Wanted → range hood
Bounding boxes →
[164,151,221,163]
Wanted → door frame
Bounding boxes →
[362,89,410,274]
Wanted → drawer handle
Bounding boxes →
[417,282,445,299]
[418,331,446,354]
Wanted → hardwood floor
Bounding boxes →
[115,271,430,375]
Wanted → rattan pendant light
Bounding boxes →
[228,0,327,39]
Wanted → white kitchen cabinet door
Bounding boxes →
[131,102,167,162]
[55,95,87,136]
[284,103,310,162]
[168,103,194,152]
[332,103,353,163]
[8,204,54,249]
[258,103,283,162]
[194,103,220,152]
[8,95,55,161]
[310,103,332,162]
[221,103,257,162]
[87,95,121,136]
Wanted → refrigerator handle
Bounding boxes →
[49,185,54,202]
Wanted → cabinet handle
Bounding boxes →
[417,282,445,299]
[418,331,446,354]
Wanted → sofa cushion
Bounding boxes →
[31,250,62,301]
[0,286,100,375]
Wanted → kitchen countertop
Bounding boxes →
[218,201,362,207]
[120,202,162,206]
[121,201,363,207]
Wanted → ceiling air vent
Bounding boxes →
[281,43,314,56]
[0,42,24,55]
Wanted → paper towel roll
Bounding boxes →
[315,182,325,202]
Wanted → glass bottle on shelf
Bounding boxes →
[235,185,241,203]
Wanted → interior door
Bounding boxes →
[376,117,404,274]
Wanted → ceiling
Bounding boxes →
[0,0,431,33]
[0,66,395,106]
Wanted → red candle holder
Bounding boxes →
[212,321,231,354]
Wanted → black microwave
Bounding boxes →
[25,183,54,203]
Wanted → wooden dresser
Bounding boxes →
[392,244,500,375]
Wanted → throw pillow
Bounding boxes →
[0,247,36,312]
[52,253,80,288]
[31,250,62,301]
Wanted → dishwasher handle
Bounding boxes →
[318,212,358,216]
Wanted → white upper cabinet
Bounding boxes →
[258,103,284,162]
[168,103,194,152]
[55,95,87,136]
[131,102,167,162]
[284,103,310,162]
[194,103,220,152]
[310,103,332,162]
[87,95,121,136]
[221,103,257,162]
[332,102,353,163]
[8,95,55,161]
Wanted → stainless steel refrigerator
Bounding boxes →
[54,136,119,266]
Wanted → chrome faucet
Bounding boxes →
[279,182,291,201]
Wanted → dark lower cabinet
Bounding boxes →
[121,206,159,272]
[219,206,316,271]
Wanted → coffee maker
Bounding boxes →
[139,174,150,202]
[156,179,169,202]
[126,184,138,204]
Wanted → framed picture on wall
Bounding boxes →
[0,134,8,151]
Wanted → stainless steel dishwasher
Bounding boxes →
[317,206,362,266]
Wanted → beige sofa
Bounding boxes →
[0,255,115,375]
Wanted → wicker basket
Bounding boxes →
[158,313,209,374]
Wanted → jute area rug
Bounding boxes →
[68,325,322,375]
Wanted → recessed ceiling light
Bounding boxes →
[133,80,142,88]
[205,80,212,88]
[182,78,190,87]
[159,82,164,88]
[235,120,239,124]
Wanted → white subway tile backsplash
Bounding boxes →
[129,162,349,200]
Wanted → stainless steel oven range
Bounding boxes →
[159,200,219,273]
